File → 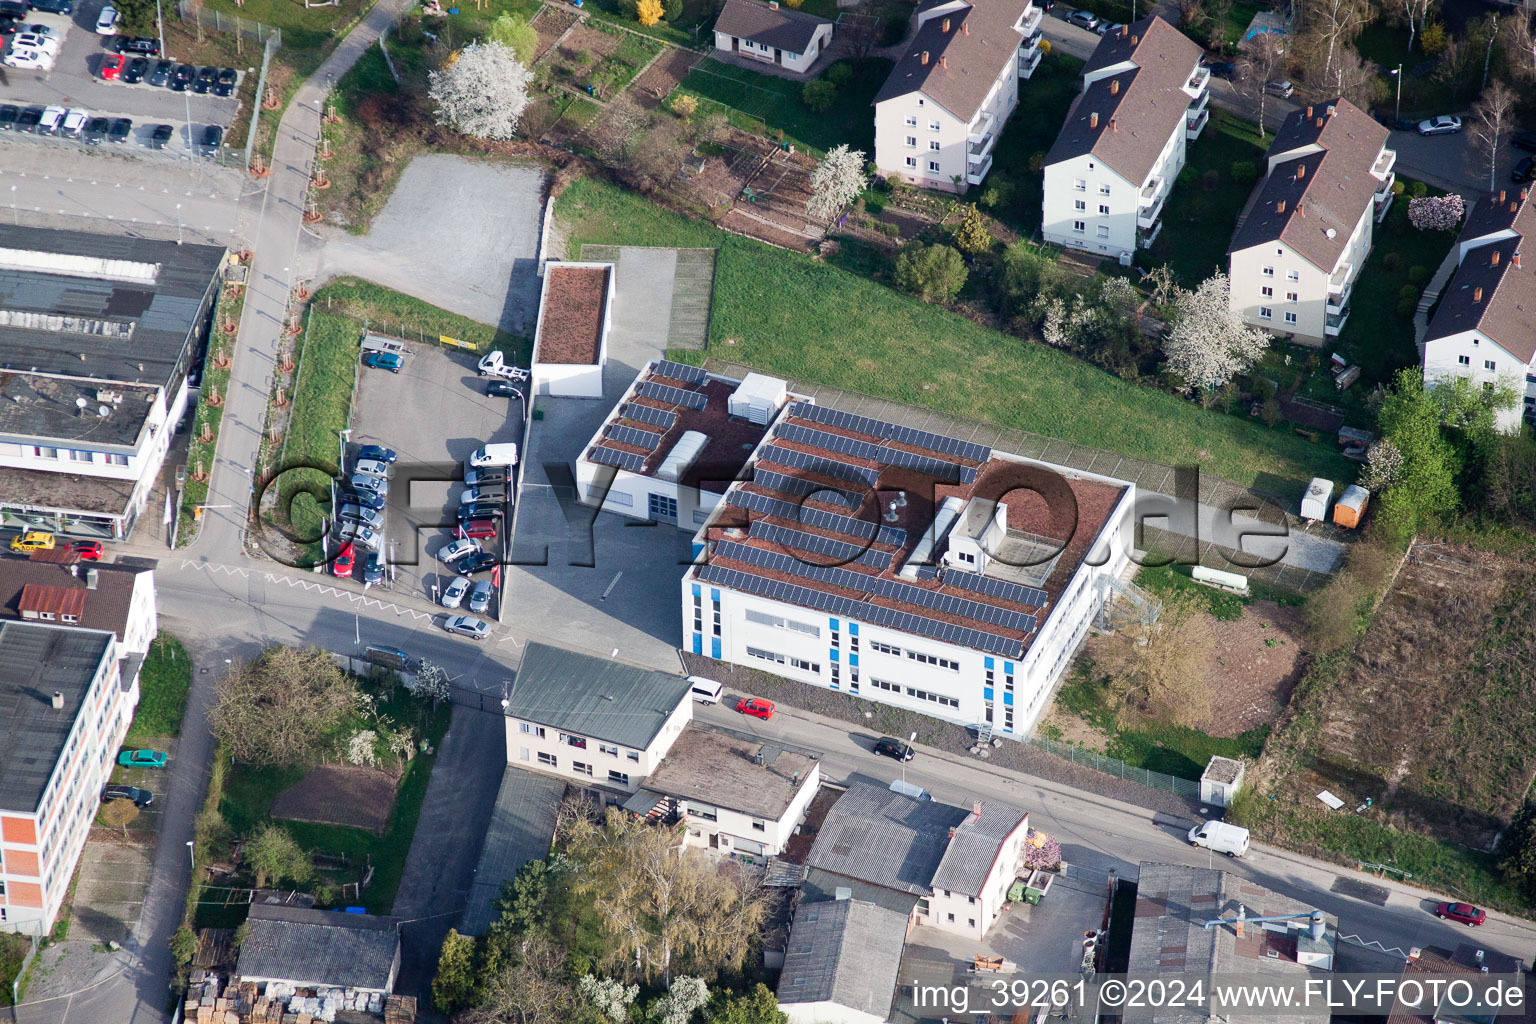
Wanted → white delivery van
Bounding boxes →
[686,676,723,705]
[1188,820,1250,857]
[469,443,519,468]
[477,351,530,381]
[889,779,931,801]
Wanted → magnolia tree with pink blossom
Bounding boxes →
[1407,194,1465,232]
[1022,830,1062,870]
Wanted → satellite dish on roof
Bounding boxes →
[98,405,111,417]
[76,397,88,409]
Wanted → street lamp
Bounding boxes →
[901,730,918,792]
[175,202,182,245]
[186,840,194,869]
[1391,64,1402,126]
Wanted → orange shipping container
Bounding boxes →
[1333,485,1370,529]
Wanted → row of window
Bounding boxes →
[871,677,960,709]
[534,750,631,786]
[866,639,959,671]
[904,158,943,174]
[1072,179,1114,196]
[904,116,944,131]
[746,646,820,674]
[745,607,820,638]
[30,447,129,466]
[1258,287,1300,301]
[1072,222,1112,239]
[1072,201,1111,215]
[1257,308,1299,325]
[1455,356,1499,372]
[905,137,944,152]
[520,723,640,761]
[1261,267,1303,281]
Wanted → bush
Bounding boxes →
[803,79,837,113]
[1201,169,1220,191]
[662,0,683,19]
[1230,160,1257,184]
[880,13,909,44]
[1409,181,1428,199]
[862,189,886,214]
[892,241,967,301]
[1391,180,1405,196]
[171,927,197,969]
[1398,284,1419,302]
[1420,20,1447,55]
[671,93,698,120]
[1396,296,1417,318]
[1038,38,1051,54]
[825,61,853,87]
[1383,252,1400,271]
[1407,265,1428,285]
[1028,151,1046,174]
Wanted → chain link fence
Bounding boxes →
[1031,735,1201,800]
[244,32,283,168]
[175,0,283,43]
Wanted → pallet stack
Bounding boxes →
[383,994,417,1024]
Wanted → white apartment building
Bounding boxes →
[1422,187,1536,432]
[502,641,693,794]
[625,729,821,858]
[1227,99,1395,345]
[871,0,1042,191]
[0,623,135,934]
[685,400,1135,740]
[0,554,159,660]
[1041,16,1207,264]
[712,0,833,75]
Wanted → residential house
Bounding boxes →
[235,904,402,1010]
[502,641,693,793]
[0,622,132,934]
[0,553,158,661]
[872,0,1043,191]
[804,781,1029,941]
[1126,863,1336,1024]
[712,0,833,76]
[0,226,227,540]
[1386,944,1526,1024]
[685,399,1134,739]
[1227,98,1395,345]
[1421,187,1536,432]
[532,262,613,399]
[622,728,821,858]
[777,897,909,1024]
[1041,16,1207,263]
[460,766,565,936]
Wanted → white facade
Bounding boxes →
[1423,329,1533,433]
[120,569,159,658]
[782,1003,887,1024]
[713,20,831,75]
[505,698,692,794]
[675,761,821,858]
[923,815,1030,940]
[872,2,1041,192]
[531,262,613,399]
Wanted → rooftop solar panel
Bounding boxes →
[886,424,991,463]
[621,403,678,430]
[653,359,707,384]
[878,447,968,482]
[637,380,708,410]
[789,402,893,440]
[726,489,805,522]
[760,445,879,486]
[777,422,882,462]
[945,569,1049,609]
[754,469,861,509]
[604,423,663,450]
[788,402,991,464]
[587,445,647,473]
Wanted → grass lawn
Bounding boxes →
[198,0,373,54]
[126,633,193,745]
[984,54,1082,235]
[1148,110,1266,287]
[277,307,358,541]
[312,277,529,360]
[178,280,242,546]
[558,176,1357,490]
[581,0,716,47]
[672,57,894,158]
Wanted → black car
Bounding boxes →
[214,66,236,96]
[122,55,147,82]
[487,380,523,398]
[116,35,159,56]
[1514,132,1536,154]
[83,117,110,145]
[108,117,131,143]
[147,59,172,87]
[457,552,499,576]
[192,65,216,93]
[0,105,17,131]
[1202,58,1236,80]
[148,122,173,148]
[364,552,385,585]
[1515,156,1536,185]
[457,501,506,522]
[0,15,18,34]
[17,106,43,132]
[102,784,153,807]
[201,123,222,152]
[169,63,195,91]
[25,0,73,12]
[874,736,916,762]
[337,488,386,512]
[0,0,26,18]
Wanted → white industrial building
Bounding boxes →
[531,262,613,399]
[1041,16,1207,263]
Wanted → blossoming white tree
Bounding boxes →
[1407,193,1464,232]
[806,144,868,220]
[428,41,533,141]
[1162,272,1270,396]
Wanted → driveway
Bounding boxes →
[314,155,546,334]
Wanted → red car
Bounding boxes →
[331,542,355,578]
[736,697,775,720]
[68,540,103,561]
[1436,902,1486,926]
[100,54,125,80]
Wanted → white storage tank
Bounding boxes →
[727,372,788,425]
[1300,477,1334,522]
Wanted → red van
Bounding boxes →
[462,519,499,541]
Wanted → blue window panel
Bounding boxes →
[1003,692,1014,707]
[711,589,720,602]
[849,654,859,667]
[1005,661,1015,674]
[983,687,994,701]
[829,681,840,690]
[1004,724,1014,733]
[849,623,859,636]
[830,618,840,631]
[691,542,704,562]
[711,637,721,659]
[830,650,840,663]
[691,583,701,598]
[692,633,702,655]
[985,656,995,670]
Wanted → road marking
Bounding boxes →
[176,559,435,621]
[601,571,623,600]
[1338,934,1412,958]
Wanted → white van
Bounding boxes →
[469,443,519,468]
[1188,820,1250,857]
[889,779,931,801]
[686,676,723,705]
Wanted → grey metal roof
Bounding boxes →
[929,798,1027,895]
[0,373,159,449]
[802,866,921,916]
[805,782,968,896]
[0,225,225,394]
[0,622,113,812]
[460,766,565,936]
[778,898,907,1019]
[504,642,692,750]
[236,904,401,991]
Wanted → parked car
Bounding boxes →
[12,30,55,50]
[873,736,915,762]
[115,35,158,56]
[457,552,498,576]
[59,108,87,138]
[1513,131,1536,153]
[336,504,383,530]
[148,122,172,148]
[347,524,382,551]
[459,486,504,506]
[442,614,490,640]
[361,351,402,373]
[0,105,18,130]
[348,473,388,495]
[200,123,222,151]
[363,551,385,585]
[4,46,54,69]
[1202,59,1236,79]
[1417,115,1462,136]
[122,55,146,82]
[18,105,44,131]
[0,14,17,32]
[0,0,27,16]
[440,575,470,608]
[457,501,504,523]
[1187,820,1250,857]
[1264,79,1294,98]
[117,748,167,768]
[108,116,131,143]
[353,457,389,479]
[37,104,65,134]
[487,380,523,398]
[1096,20,1125,34]
[463,467,507,488]
[9,530,54,552]
[94,3,118,33]
[68,540,103,560]
[214,66,236,96]
[102,784,152,807]
[1513,156,1535,184]
[192,65,215,93]
[468,579,493,614]
[438,538,480,563]
[147,58,171,86]
[25,0,72,12]
[331,542,355,577]
[169,62,194,91]
[476,351,529,381]
[1435,902,1486,926]
[337,487,386,512]
[1066,9,1099,29]
[461,519,499,541]
[83,116,109,143]
[736,696,775,720]
[357,444,396,464]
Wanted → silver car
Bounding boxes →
[336,504,383,530]
[349,473,389,495]
[353,457,390,479]
[442,615,489,640]
[440,576,470,609]
[468,579,493,614]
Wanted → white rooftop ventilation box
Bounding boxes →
[727,373,788,425]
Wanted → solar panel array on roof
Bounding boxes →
[777,423,881,462]
[787,402,991,463]
[945,569,1049,608]
[696,565,1023,657]
[621,403,678,430]
[653,359,707,385]
[754,469,861,509]
[726,489,906,548]
[637,380,708,410]
[588,446,646,472]
[760,445,879,486]
[727,489,804,522]
[713,541,1035,633]
[751,521,894,571]
[605,423,663,450]
[880,447,976,484]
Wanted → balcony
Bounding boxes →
[1327,262,1354,312]
[1372,147,1397,180]
[1139,176,1165,208]
[1185,65,1210,97]
[1374,176,1396,222]
[1138,220,1163,249]
[1020,5,1043,37]
[969,132,997,160]
[967,112,995,145]
[1019,45,1043,78]
[1138,193,1166,231]
[967,153,994,186]
[1186,106,1209,140]
[1325,307,1351,335]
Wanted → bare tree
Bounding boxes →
[840,15,878,65]
[1470,82,1517,192]
[1305,0,1370,81]
[1238,32,1288,139]
[1090,593,1214,729]
[1500,13,1536,83]
[1209,0,1234,51]
[1434,36,1477,103]
[462,932,578,1024]
[1331,44,1380,107]
[210,647,359,765]
[1175,0,1206,31]
[1391,0,1437,53]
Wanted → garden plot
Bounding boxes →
[530,5,579,62]
[673,129,776,210]
[733,147,827,239]
[271,765,400,834]
[631,47,704,110]
[537,23,664,101]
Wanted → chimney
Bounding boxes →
[1306,105,1313,118]
[940,54,947,68]
[1110,79,1120,95]
[1277,199,1286,214]
[1130,32,1138,44]
[1516,252,1522,268]
[1514,202,1521,214]
[963,20,969,33]
[768,0,778,7]
[1119,23,1128,37]
[1297,202,1304,217]
[1492,250,1501,267]
[1109,117,1117,131]
[86,568,98,591]
[1315,116,1324,128]
[1474,286,1484,302]
[1297,164,1306,180]
[1090,112,1099,129]
[921,50,930,65]
[942,16,950,31]
[1499,190,1507,204]
[973,800,983,816]
[51,690,64,710]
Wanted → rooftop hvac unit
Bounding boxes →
[727,373,788,425]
